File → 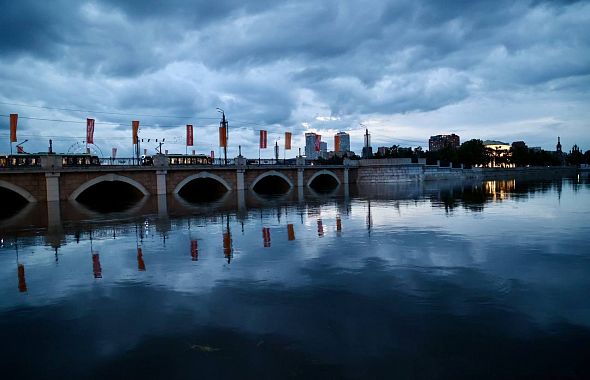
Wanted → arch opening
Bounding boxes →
[0,187,29,219]
[309,174,339,193]
[253,175,291,195]
[178,178,229,203]
[76,181,144,212]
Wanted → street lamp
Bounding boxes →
[16,139,28,154]
[217,108,228,165]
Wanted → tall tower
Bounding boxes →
[556,136,562,153]
[362,128,373,158]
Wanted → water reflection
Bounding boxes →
[1,177,589,378]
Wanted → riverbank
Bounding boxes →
[354,163,577,184]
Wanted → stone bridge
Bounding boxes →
[0,155,353,206]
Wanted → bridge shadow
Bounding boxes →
[0,187,30,220]
[75,180,146,213]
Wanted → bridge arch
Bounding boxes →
[306,170,341,188]
[69,174,149,200]
[173,172,232,194]
[250,170,294,191]
[0,180,37,202]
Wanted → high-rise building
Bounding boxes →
[305,132,320,159]
[334,132,351,153]
[320,141,328,159]
[428,134,460,151]
[362,128,373,158]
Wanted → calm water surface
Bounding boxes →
[1,177,589,379]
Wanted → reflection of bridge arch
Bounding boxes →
[250,170,294,190]
[69,174,149,200]
[173,172,232,194]
[306,170,341,188]
[0,180,37,202]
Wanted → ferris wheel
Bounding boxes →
[67,141,104,157]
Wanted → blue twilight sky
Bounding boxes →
[0,0,589,157]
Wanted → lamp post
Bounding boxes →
[217,108,228,165]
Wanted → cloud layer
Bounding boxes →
[1,0,589,156]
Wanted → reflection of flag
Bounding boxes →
[336,216,342,232]
[314,134,321,152]
[137,247,146,271]
[219,126,227,147]
[334,135,341,152]
[223,232,232,262]
[132,120,140,144]
[186,124,194,146]
[17,264,27,293]
[262,227,271,247]
[285,132,292,150]
[112,148,117,159]
[317,219,324,237]
[259,130,267,149]
[191,240,198,261]
[86,118,95,144]
[92,252,102,278]
[287,224,295,241]
[10,114,18,143]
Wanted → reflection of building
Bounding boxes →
[305,133,320,159]
[429,134,460,151]
[484,180,516,201]
[483,140,513,167]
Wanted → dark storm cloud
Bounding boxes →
[1,0,589,153]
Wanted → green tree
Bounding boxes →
[458,139,488,167]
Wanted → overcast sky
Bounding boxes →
[1,0,589,157]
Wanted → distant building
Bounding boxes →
[511,141,527,150]
[320,141,328,159]
[334,132,351,153]
[483,140,513,167]
[305,132,320,159]
[377,146,390,156]
[362,128,373,158]
[428,134,460,152]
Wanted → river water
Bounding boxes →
[1,177,589,379]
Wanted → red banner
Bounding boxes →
[112,147,117,159]
[186,124,193,146]
[191,240,198,261]
[219,126,227,147]
[260,130,267,149]
[314,134,321,152]
[285,132,292,150]
[86,118,95,144]
[18,264,27,293]
[92,252,102,279]
[132,120,140,144]
[262,227,271,247]
[223,232,232,262]
[10,114,18,143]
[334,135,341,152]
[210,150,215,159]
[317,219,324,237]
[137,247,146,271]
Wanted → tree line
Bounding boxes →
[373,139,590,167]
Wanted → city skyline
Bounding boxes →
[1,0,589,157]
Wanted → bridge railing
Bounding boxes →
[98,157,139,166]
